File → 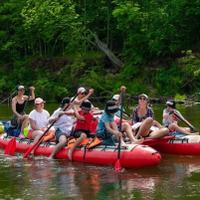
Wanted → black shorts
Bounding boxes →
[72,129,93,138]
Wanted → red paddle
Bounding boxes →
[4,137,16,156]
[23,94,78,158]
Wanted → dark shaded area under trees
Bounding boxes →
[0,0,200,102]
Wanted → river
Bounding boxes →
[0,103,200,199]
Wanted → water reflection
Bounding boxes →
[0,152,200,199]
[0,103,200,199]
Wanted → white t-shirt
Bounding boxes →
[49,108,75,135]
[29,109,50,130]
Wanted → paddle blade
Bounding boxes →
[4,137,16,156]
[114,159,122,172]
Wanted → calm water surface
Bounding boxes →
[0,103,200,199]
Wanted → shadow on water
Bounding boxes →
[0,152,200,200]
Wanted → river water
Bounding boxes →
[0,103,200,199]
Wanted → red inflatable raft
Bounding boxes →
[153,135,200,155]
[0,136,161,169]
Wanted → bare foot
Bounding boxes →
[115,142,127,148]
[67,149,72,161]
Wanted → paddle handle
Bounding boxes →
[173,111,197,132]
[118,88,125,159]
[114,87,126,171]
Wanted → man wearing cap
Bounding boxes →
[96,100,126,146]
[28,97,51,142]
[49,97,75,159]
[73,87,94,110]
[11,85,35,137]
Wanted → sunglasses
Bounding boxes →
[139,97,147,101]
[35,103,44,105]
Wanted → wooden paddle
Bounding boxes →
[114,86,126,172]
[4,137,16,156]
[23,94,78,158]
[173,110,197,132]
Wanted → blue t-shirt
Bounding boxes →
[96,112,114,134]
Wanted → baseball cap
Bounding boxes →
[34,97,45,104]
[77,87,86,94]
[80,101,92,111]
[105,100,119,113]
[166,100,176,108]
[17,85,25,91]
[112,94,120,101]
[138,93,148,100]
[61,97,70,107]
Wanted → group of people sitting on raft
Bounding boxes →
[9,85,199,160]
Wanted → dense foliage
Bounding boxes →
[0,0,200,101]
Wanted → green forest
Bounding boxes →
[0,0,200,101]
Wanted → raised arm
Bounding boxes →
[28,86,35,101]
[80,88,94,103]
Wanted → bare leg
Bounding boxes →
[169,123,198,135]
[21,115,29,134]
[68,133,87,161]
[49,135,67,159]
[153,120,163,128]
[136,117,153,138]
[31,130,43,144]
[148,127,169,139]
[122,122,142,143]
